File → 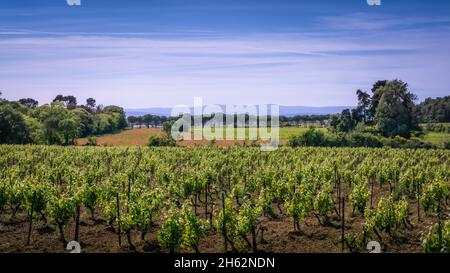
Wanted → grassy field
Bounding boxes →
[421,132,450,147]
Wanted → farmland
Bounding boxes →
[76,127,449,148]
[0,145,448,253]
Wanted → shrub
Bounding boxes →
[382,136,436,149]
[422,221,450,253]
[85,136,98,146]
[148,136,176,147]
[346,132,383,148]
[444,141,450,150]
[288,128,328,147]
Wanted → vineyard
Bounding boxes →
[0,145,449,253]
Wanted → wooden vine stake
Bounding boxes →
[26,192,36,245]
[370,177,374,209]
[222,192,228,252]
[341,197,345,252]
[116,192,122,247]
[74,204,81,242]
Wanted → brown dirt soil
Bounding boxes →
[0,184,446,253]
[77,128,163,146]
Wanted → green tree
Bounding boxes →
[0,104,30,144]
[18,98,39,109]
[59,118,80,145]
[374,80,418,137]
[369,80,388,120]
[356,89,371,123]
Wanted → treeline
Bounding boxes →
[329,80,450,138]
[0,93,127,145]
[415,96,450,123]
[128,113,331,128]
[289,128,437,149]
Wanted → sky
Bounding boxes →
[0,0,450,108]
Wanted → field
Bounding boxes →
[421,132,450,147]
[77,128,163,146]
[76,127,449,149]
[0,145,449,253]
[76,127,323,147]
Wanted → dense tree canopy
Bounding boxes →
[415,96,450,123]
[331,80,420,138]
[0,104,30,144]
[374,80,418,137]
[0,94,127,145]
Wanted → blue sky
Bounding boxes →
[1,0,450,108]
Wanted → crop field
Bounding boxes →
[0,145,448,253]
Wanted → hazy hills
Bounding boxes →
[125,105,353,117]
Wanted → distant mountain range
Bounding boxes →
[126,105,354,117]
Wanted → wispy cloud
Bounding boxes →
[318,13,450,31]
[1,23,449,108]
[1,1,450,107]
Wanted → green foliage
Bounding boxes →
[382,136,436,149]
[237,200,262,236]
[445,141,450,150]
[148,135,176,147]
[0,182,8,212]
[214,196,239,245]
[421,179,449,213]
[49,193,75,240]
[364,196,410,237]
[344,234,364,253]
[158,208,184,253]
[288,127,327,147]
[374,80,418,138]
[82,184,99,217]
[85,137,98,146]
[422,221,450,253]
[0,145,448,253]
[346,132,383,148]
[415,96,450,123]
[313,184,334,219]
[285,184,313,230]
[0,96,127,145]
[180,202,207,252]
[130,189,163,239]
[0,104,31,144]
[349,178,370,214]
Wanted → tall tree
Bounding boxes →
[369,80,388,120]
[53,95,77,109]
[86,98,96,109]
[374,80,418,137]
[0,104,30,144]
[18,98,39,108]
[355,89,371,123]
[64,95,77,109]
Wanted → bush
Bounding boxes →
[288,128,328,147]
[346,133,383,148]
[85,137,98,146]
[382,136,436,149]
[422,221,450,253]
[444,141,450,150]
[148,136,176,147]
